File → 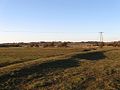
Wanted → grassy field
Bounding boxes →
[0,47,120,90]
[0,47,85,67]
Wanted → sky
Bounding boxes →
[0,0,120,43]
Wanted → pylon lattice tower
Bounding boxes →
[99,32,103,42]
[99,32,104,48]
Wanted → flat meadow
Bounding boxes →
[0,47,120,90]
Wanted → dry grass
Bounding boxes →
[0,47,120,90]
[0,47,85,67]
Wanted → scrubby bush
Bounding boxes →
[57,42,68,47]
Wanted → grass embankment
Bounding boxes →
[0,47,120,90]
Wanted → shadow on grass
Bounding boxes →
[72,51,106,60]
[0,59,80,82]
[0,51,106,89]
[14,59,80,77]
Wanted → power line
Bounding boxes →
[0,30,99,34]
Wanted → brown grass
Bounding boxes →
[0,47,120,90]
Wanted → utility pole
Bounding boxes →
[99,32,104,48]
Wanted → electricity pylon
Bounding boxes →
[99,32,103,42]
[99,32,104,48]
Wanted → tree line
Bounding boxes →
[0,41,120,48]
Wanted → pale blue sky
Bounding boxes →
[0,0,120,43]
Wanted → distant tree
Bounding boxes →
[34,44,39,47]
[42,43,48,48]
[57,42,68,47]
[48,42,55,47]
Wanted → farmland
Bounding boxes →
[0,47,120,90]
